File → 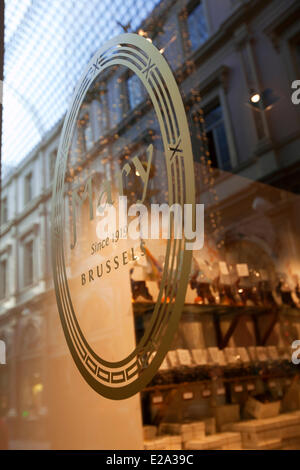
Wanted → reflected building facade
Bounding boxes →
[1,0,300,449]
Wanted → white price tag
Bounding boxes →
[152,395,163,404]
[202,389,212,398]
[183,391,194,400]
[219,261,229,275]
[217,387,226,395]
[191,349,208,366]
[236,263,249,277]
[177,349,192,366]
[247,383,255,391]
[159,357,169,371]
[167,350,179,368]
[234,384,243,393]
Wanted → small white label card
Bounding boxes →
[177,349,192,366]
[182,391,194,400]
[202,388,212,398]
[159,357,170,371]
[191,349,208,366]
[237,347,250,363]
[152,395,163,404]
[236,263,249,277]
[167,350,179,368]
[247,383,255,391]
[219,261,229,275]
[208,347,220,365]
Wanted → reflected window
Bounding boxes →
[24,239,34,287]
[187,1,208,52]
[204,104,231,171]
[0,260,7,299]
[97,86,109,137]
[49,150,57,183]
[24,172,33,204]
[127,74,145,111]
[1,197,8,225]
[83,115,94,152]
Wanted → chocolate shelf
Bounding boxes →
[133,302,300,349]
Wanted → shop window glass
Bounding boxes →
[49,150,57,182]
[187,1,209,52]
[127,74,145,111]
[204,104,231,171]
[97,86,109,137]
[24,240,34,287]
[83,117,93,152]
[24,172,33,204]
[0,260,7,299]
[1,197,8,225]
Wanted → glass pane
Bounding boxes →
[215,123,231,171]
[204,105,223,130]
[1,0,300,452]
[127,74,145,110]
[187,2,209,52]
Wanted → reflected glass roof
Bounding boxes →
[2,0,160,175]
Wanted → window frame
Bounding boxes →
[1,196,8,225]
[24,171,33,205]
[49,148,57,184]
[90,83,109,141]
[23,236,35,288]
[0,257,8,300]
[126,71,146,113]
[190,84,238,171]
[183,0,210,56]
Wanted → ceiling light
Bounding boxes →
[250,93,261,103]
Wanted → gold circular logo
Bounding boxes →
[51,33,195,399]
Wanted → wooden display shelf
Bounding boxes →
[142,372,296,393]
[133,302,300,348]
[133,302,300,317]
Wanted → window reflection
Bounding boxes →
[187,1,208,52]
[127,74,145,111]
[204,104,231,171]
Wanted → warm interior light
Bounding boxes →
[250,93,261,104]
[32,383,43,395]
